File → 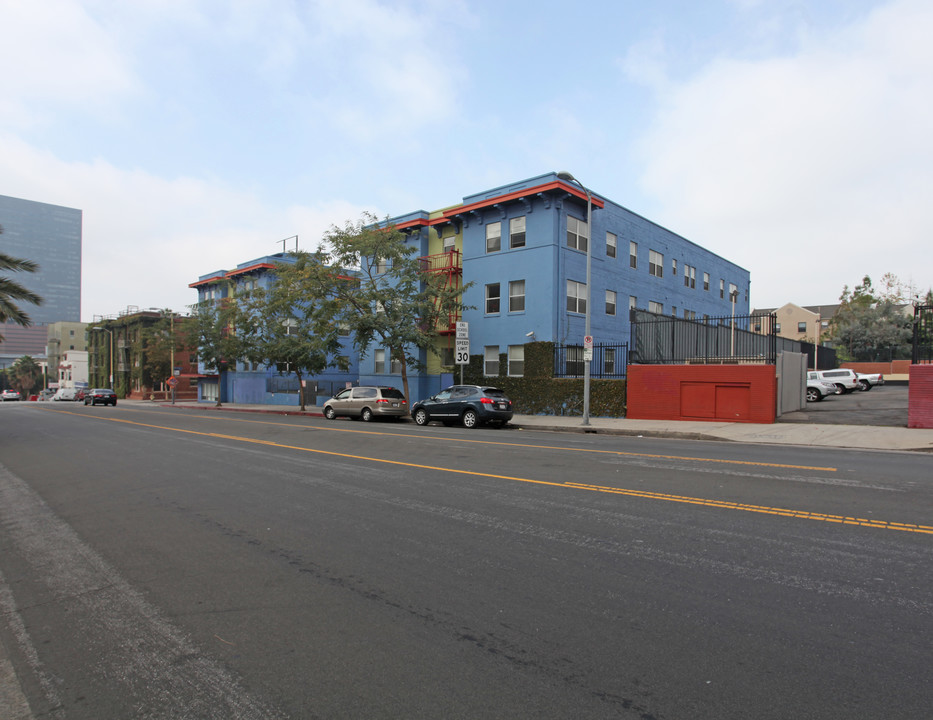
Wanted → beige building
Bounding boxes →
[47,321,88,378]
[752,303,838,343]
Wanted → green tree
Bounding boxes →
[307,213,471,407]
[9,355,43,396]
[141,311,184,389]
[233,254,346,412]
[190,293,241,406]
[0,225,43,338]
[832,275,914,361]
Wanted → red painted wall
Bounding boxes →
[627,365,777,424]
[908,365,933,428]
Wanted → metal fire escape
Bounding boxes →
[419,249,462,338]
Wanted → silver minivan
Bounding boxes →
[323,386,408,422]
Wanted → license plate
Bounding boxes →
[498,403,507,410]
[391,402,398,407]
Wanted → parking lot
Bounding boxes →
[780,383,909,427]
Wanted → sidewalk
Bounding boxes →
[133,399,933,452]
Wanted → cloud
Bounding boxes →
[631,0,933,305]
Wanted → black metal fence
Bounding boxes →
[630,309,776,364]
[554,342,628,378]
[914,304,933,364]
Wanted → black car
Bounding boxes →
[84,388,117,406]
[411,385,513,428]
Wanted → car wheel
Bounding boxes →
[324,406,336,420]
[462,409,479,428]
[806,387,821,402]
[834,383,846,395]
[361,407,373,422]
[413,408,428,426]
[858,380,871,391]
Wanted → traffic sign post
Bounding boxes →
[455,323,469,383]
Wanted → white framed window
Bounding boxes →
[684,265,696,288]
[509,280,525,312]
[373,257,388,274]
[566,346,584,376]
[486,222,501,253]
[630,295,637,310]
[648,300,663,314]
[605,289,617,316]
[441,347,454,365]
[509,216,526,249]
[390,352,402,374]
[649,250,664,278]
[684,309,696,320]
[567,280,587,314]
[704,272,710,291]
[720,279,725,298]
[797,321,807,333]
[606,231,617,258]
[567,216,588,252]
[374,349,386,374]
[442,234,456,253]
[485,283,501,314]
[729,283,738,301]
[338,323,350,337]
[507,345,524,377]
[629,241,638,268]
[672,258,678,276]
[672,306,677,317]
[484,346,499,376]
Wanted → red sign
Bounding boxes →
[167,376,179,388]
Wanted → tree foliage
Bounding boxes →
[831,275,914,361]
[189,292,240,405]
[0,225,43,337]
[304,213,471,406]
[233,254,346,411]
[9,355,43,396]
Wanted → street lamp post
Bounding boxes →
[92,327,114,389]
[557,170,592,426]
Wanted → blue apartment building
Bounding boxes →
[367,172,750,401]
[191,172,749,407]
[189,254,359,405]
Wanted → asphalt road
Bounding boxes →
[1,402,931,719]
[779,383,910,426]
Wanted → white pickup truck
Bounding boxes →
[855,372,884,391]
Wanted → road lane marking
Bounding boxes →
[105,406,838,473]
[41,409,930,535]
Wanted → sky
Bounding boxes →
[1,0,931,322]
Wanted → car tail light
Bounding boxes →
[480,397,494,404]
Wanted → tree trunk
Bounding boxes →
[398,348,412,416]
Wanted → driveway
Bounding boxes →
[779,383,908,427]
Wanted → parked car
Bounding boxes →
[51,387,78,401]
[1,389,21,401]
[38,389,55,401]
[806,378,839,402]
[84,388,117,406]
[411,385,513,428]
[323,386,407,421]
[855,372,885,391]
[808,369,860,395]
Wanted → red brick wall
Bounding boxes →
[908,365,933,428]
[627,364,776,424]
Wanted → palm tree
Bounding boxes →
[0,225,43,337]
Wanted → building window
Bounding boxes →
[606,232,617,258]
[441,346,454,365]
[649,250,664,278]
[485,283,500,314]
[629,241,638,268]
[672,306,677,317]
[508,345,524,377]
[605,290,617,316]
[604,348,616,375]
[672,258,678,276]
[775,322,782,333]
[630,295,637,310]
[684,309,696,320]
[338,323,350,337]
[509,280,525,312]
[374,349,386,374]
[567,216,588,252]
[567,280,587,314]
[720,279,725,299]
[509,216,526,249]
[704,272,710,291]
[648,300,663,314]
[486,222,501,253]
[484,346,499,376]
[566,346,584,376]
[729,283,738,301]
[374,257,388,274]
[684,265,695,288]
[797,321,807,333]
[442,234,456,253]
[390,352,402,374]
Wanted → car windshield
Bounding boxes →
[482,388,508,398]
[381,388,405,399]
